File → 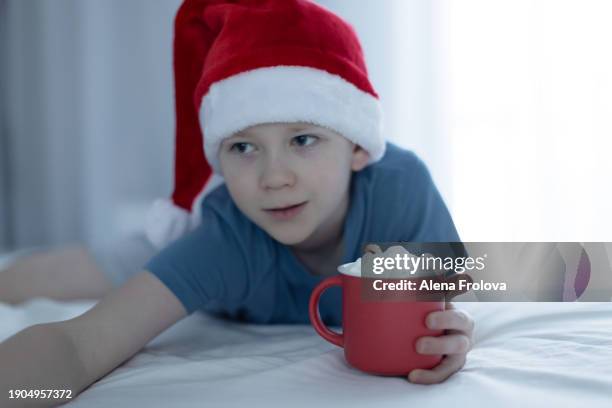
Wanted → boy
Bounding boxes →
[0,0,473,406]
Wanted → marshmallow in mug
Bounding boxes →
[338,246,444,278]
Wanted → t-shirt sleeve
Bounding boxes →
[144,205,250,315]
[373,149,462,243]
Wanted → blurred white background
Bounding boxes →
[1,0,611,253]
[438,0,612,242]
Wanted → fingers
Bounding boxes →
[416,333,471,355]
[426,305,474,334]
[408,354,466,384]
[408,302,473,384]
[420,304,474,353]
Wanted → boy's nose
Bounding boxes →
[259,156,296,190]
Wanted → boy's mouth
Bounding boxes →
[263,201,308,220]
[264,201,306,211]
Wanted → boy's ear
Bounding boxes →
[351,144,370,171]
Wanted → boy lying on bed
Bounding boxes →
[0,1,474,405]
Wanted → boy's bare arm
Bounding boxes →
[0,323,84,407]
[0,246,114,304]
[0,271,187,407]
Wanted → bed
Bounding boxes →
[1,255,612,407]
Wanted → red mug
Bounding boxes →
[309,269,445,376]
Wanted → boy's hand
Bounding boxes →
[408,302,474,384]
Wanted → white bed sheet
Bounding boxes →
[2,259,612,407]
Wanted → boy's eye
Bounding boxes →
[292,134,319,147]
[228,135,318,154]
[229,142,255,154]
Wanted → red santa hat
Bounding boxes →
[146,0,385,249]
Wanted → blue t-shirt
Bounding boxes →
[145,142,461,325]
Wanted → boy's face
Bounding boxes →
[218,122,370,249]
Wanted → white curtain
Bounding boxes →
[434,0,612,241]
[4,0,180,250]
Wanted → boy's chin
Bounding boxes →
[265,226,311,247]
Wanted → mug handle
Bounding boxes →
[309,275,344,347]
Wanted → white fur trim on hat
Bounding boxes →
[200,66,385,174]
